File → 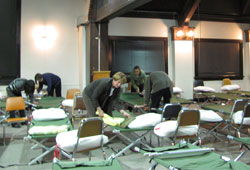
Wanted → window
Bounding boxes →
[0,0,21,85]
[109,36,168,76]
[194,39,243,80]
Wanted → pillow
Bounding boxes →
[154,120,198,137]
[32,108,67,121]
[56,130,109,152]
[173,87,183,94]
[62,99,74,107]
[29,125,68,135]
[233,111,250,125]
[194,86,216,92]
[221,84,240,91]
[128,113,161,129]
[199,110,223,122]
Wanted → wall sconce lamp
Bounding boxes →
[245,30,250,42]
[32,25,57,50]
[171,26,195,40]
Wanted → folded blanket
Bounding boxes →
[29,125,68,135]
[96,111,124,126]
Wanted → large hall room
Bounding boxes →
[0,0,250,169]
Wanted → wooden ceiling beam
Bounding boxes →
[95,0,151,22]
[178,0,201,26]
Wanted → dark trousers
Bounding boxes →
[150,87,171,109]
[6,87,25,118]
[48,82,62,97]
[131,84,144,93]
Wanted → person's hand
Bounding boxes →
[122,111,130,118]
[144,104,150,111]
[136,87,140,93]
[97,107,104,118]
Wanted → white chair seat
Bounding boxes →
[56,130,109,153]
[199,110,223,122]
[128,113,161,129]
[154,120,198,137]
[233,111,250,125]
[32,108,67,121]
[62,99,74,107]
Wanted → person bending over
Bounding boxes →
[35,73,61,97]
[130,66,146,94]
[144,71,173,112]
[83,72,130,118]
[6,78,35,128]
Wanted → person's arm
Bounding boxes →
[119,109,130,118]
[130,73,138,91]
[144,77,150,106]
[37,82,43,93]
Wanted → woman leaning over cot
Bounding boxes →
[82,72,130,118]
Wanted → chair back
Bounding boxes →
[222,78,231,86]
[194,80,204,87]
[243,103,250,118]
[178,109,200,127]
[78,117,103,138]
[66,89,80,99]
[231,99,248,118]
[72,93,86,111]
[6,97,25,112]
[73,118,103,155]
[162,103,182,121]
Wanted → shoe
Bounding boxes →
[11,123,21,128]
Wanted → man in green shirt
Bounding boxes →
[130,66,146,94]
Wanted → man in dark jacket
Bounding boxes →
[83,72,130,118]
[6,78,35,128]
[35,73,61,97]
[144,71,173,111]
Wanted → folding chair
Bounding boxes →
[156,103,182,146]
[2,97,28,145]
[154,109,201,145]
[61,89,81,108]
[230,102,250,137]
[225,99,248,136]
[55,117,108,161]
[71,92,86,127]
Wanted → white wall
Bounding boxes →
[21,0,87,97]
[109,17,250,98]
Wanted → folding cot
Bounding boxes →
[33,96,65,109]
[119,92,193,112]
[201,92,249,103]
[24,110,73,165]
[106,110,160,157]
[139,142,250,170]
[227,135,250,161]
[228,90,250,97]
[52,156,123,170]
